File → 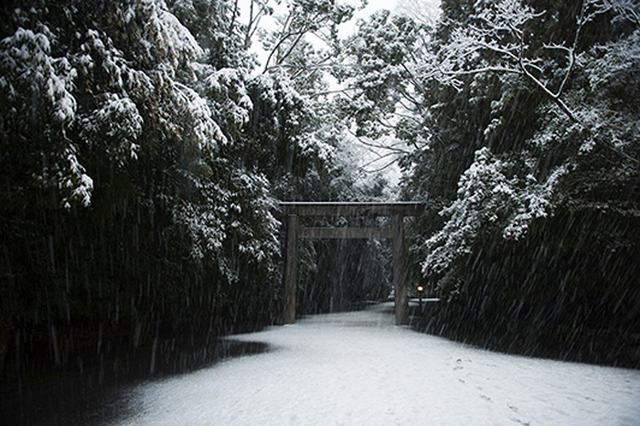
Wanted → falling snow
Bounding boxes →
[1,1,638,424]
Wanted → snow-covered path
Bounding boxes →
[119,303,640,425]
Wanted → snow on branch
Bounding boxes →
[0,27,97,208]
[173,81,226,148]
[422,148,568,275]
[431,0,640,165]
[204,67,253,135]
[140,0,203,69]
[0,27,77,124]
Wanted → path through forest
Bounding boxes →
[119,303,640,425]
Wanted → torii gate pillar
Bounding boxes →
[284,213,298,326]
[391,213,408,325]
[281,202,424,326]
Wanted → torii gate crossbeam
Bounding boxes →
[280,202,424,326]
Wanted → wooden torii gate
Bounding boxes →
[280,202,424,326]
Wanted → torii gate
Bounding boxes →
[280,202,424,326]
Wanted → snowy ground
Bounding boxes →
[118,303,640,425]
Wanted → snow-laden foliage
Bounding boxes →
[576,29,640,154]
[400,1,640,358]
[432,0,640,152]
[173,167,280,281]
[78,1,225,153]
[336,10,425,139]
[0,27,76,122]
[202,67,253,142]
[415,0,640,282]
[0,26,93,208]
[173,182,228,261]
[261,0,354,72]
[423,148,569,274]
[173,81,225,147]
[227,171,280,267]
[137,0,203,71]
[0,0,298,357]
[80,93,143,163]
[434,0,538,90]
[0,0,229,209]
[249,70,336,162]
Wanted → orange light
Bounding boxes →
[417,285,424,292]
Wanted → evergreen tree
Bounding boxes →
[404,0,640,366]
[0,0,278,379]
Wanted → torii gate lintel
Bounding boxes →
[280,202,424,326]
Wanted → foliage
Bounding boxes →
[0,0,389,382]
[245,1,395,315]
[392,0,640,365]
[416,0,640,278]
[3,0,637,380]
[320,0,640,366]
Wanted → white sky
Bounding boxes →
[120,303,640,425]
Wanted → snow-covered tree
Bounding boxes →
[423,147,565,274]
[399,0,640,363]
[335,10,426,139]
[0,26,92,209]
[419,0,640,278]
[260,0,354,74]
[0,0,288,378]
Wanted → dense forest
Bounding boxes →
[0,0,638,389]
